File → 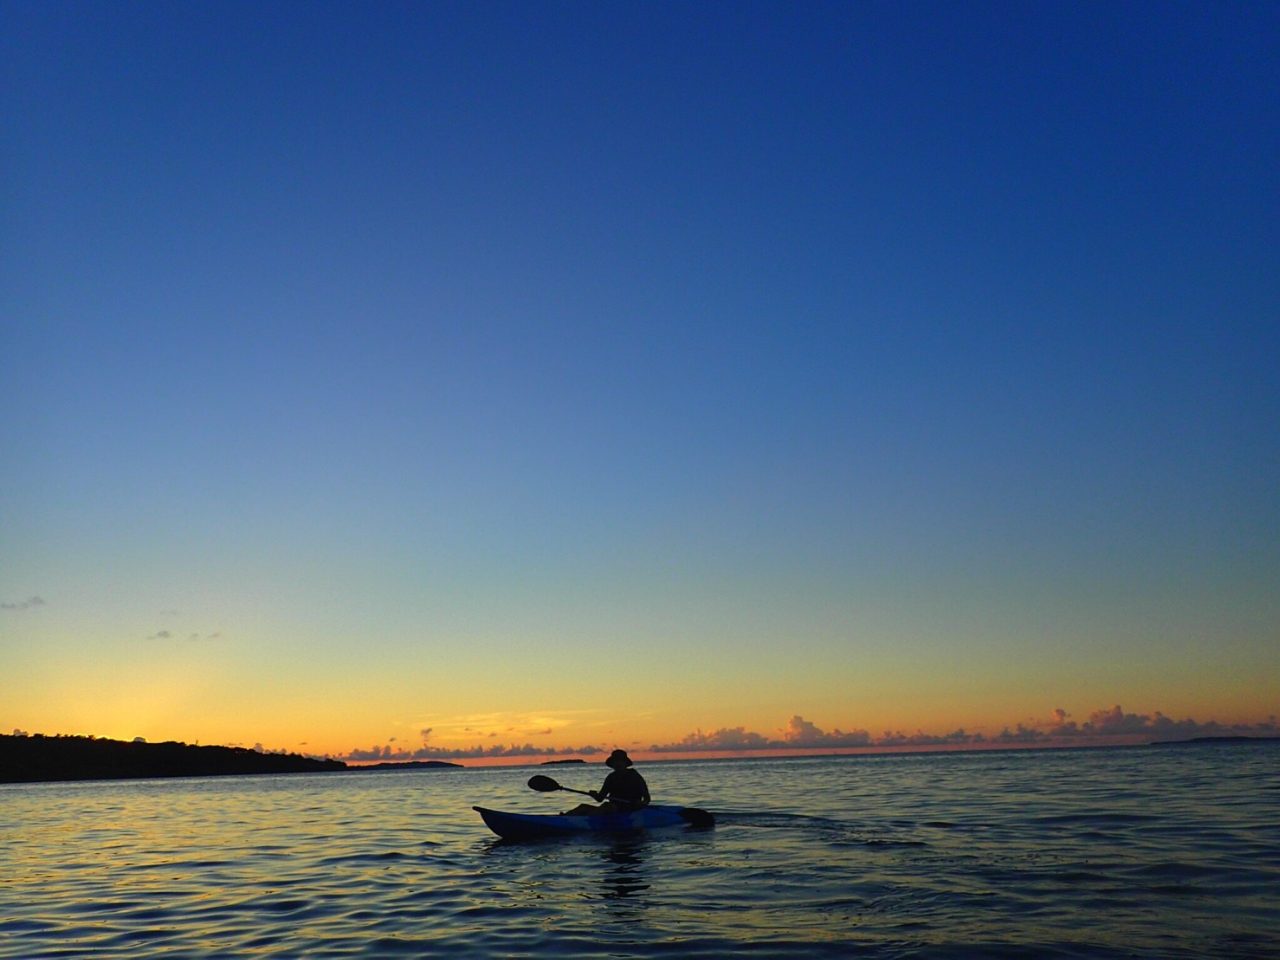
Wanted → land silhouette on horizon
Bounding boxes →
[0,733,474,784]
[5,731,1277,786]
[352,759,465,771]
[0,733,351,784]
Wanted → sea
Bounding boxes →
[2,741,1276,959]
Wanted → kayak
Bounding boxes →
[473,804,714,840]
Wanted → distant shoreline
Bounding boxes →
[350,759,465,771]
[1149,735,1280,747]
[4,732,1276,785]
[0,733,346,785]
[0,733,480,784]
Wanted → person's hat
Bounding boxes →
[605,749,633,768]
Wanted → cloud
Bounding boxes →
[650,716,876,753]
[782,715,825,742]
[396,710,623,760]
[347,745,396,761]
[878,728,988,747]
[146,628,223,641]
[647,707,1280,756]
[412,709,605,742]
[1045,705,1279,741]
[649,726,774,753]
[376,725,602,760]
[339,707,1280,765]
[340,741,606,762]
[992,724,1045,744]
[2,596,45,611]
[1085,705,1151,735]
[783,715,873,747]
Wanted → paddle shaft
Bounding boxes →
[527,775,596,798]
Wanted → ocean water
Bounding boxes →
[2,743,1276,958]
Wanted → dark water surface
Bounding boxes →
[2,743,1277,958]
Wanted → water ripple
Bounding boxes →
[2,744,1279,958]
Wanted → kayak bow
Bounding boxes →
[473,804,714,840]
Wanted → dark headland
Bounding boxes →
[0,733,345,784]
[1,732,471,783]
[0,733,460,784]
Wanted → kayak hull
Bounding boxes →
[473,804,713,840]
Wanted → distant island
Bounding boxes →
[0,733,346,784]
[1152,735,1280,747]
[353,760,464,771]
[541,758,587,765]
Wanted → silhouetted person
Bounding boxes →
[565,749,650,815]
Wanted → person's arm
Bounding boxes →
[590,771,616,802]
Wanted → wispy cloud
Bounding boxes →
[412,709,603,738]
[2,596,45,611]
[145,628,223,641]
[388,710,608,755]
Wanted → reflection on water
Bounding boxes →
[600,836,650,900]
[3,744,1279,958]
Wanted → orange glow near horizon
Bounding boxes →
[8,694,1277,767]
[340,736,1167,769]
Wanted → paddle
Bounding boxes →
[527,774,596,797]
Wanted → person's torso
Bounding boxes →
[604,768,646,801]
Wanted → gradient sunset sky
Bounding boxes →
[3,2,1277,763]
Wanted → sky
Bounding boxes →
[2,1,1277,764]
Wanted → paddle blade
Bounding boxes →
[527,775,562,792]
[680,807,715,829]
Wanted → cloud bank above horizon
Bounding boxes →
[336,707,1279,763]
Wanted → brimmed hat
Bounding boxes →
[605,749,633,768]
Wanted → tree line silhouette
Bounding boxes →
[1,733,346,783]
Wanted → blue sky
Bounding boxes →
[2,1,1277,756]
